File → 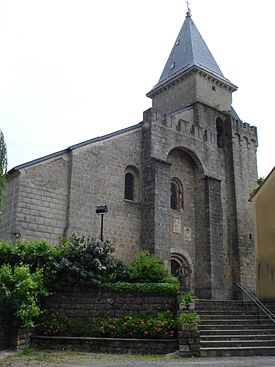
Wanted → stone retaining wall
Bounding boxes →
[31,335,178,355]
[44,288,177,320]
[0,300,8,350]
[178,328,200,357]
[9,325,31,350]
[0,301,31,351]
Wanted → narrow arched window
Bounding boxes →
[171,182,178,210]
[170,178,183,211]
[124,172,134,201]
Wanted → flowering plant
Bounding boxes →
[36,310,177,339]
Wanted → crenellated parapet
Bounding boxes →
[143,107,217,145]
[231,117,258,149]
[143,107,258,151]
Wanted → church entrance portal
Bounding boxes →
[171,253,191,291]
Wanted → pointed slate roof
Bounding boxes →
[148,11,236,95]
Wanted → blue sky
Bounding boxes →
[0,0,274,178]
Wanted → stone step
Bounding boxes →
[198,314,268,320]
[199,323,273,330]
[196,308,264,313]
[200,329,275,336]
[200,346,275,357]
[196,301,261,311]
[200,334,275,341]
[195,309,267,317]
[196,299,275,357]
[201,339,275,348]
[199,319,272,325]
[197,300,254,307]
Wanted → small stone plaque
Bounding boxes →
[184,227,192,241]
[172,217,181,233]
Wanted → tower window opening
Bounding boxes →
[170,178,183,211]
[124,172,134,201]
[216,117,224,148]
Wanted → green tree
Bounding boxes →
[0,130,7,217]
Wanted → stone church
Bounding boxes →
[0,9,258,299]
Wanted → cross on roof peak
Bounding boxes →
[186,0,191,17]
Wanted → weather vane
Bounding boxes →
[186,0,191,17]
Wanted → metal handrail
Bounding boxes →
[237,282,275,325]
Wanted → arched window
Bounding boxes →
[171,182,178,210]
[170,178,183,211]
[124,165,140,202]
[124,172,134,201]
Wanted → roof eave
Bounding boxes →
[8,123,142,175]
[147,65,237,99]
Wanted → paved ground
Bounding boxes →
[2,350,275,367]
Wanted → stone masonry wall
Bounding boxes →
[13,156,69,244]
[231,119,258,292]
[140,110,155,253]
[31,335,178,355]
[168,149,196,268]
[0,172,20,241]
[146,104,231,298]
[205,177,225,299]
[67,127,142,261]
[44,288,177,321]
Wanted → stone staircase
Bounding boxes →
[196,300,275,357]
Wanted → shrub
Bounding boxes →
[0,239,59,285]
[0,240,13,265]
[0,264,48,327]
[177,311,200,325]
[49,234,128,288]
[127,250,177,283]
[178,292,197,305]
[102,281,179,294]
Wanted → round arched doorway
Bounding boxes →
[171,253,192,291]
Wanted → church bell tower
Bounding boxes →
[141,6,258,300]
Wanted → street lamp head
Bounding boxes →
[96,204,108,214]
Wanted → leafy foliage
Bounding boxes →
[127,250,175,283]
[0,239,58,269]
[0,239,59,289]
[36,310,177,339]
[48,234,129,288]
[0,236,180,330]
[0,238,178,290]
[178,292,197,305]
[177,311,200,324]
[0,264,48,327]
[102,281,179,294]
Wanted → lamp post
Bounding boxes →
[96,204,108,241]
